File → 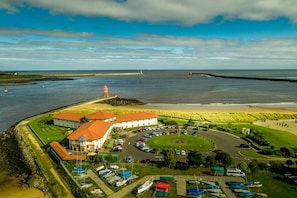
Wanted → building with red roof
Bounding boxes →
[50,141,86,162]
[68,120,113,152]
[53,111,158,152]
[86,111,116,122]
[114,112,158,129]
[52,112,86,128]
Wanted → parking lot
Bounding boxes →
[110,126,252,163]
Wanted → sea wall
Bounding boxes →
[0,125,53,197]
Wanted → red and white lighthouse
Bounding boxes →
[103,85,109,97]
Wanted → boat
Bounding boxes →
[187,188,204,196]
[160,176,175,183]
[205,184,220,189]
[226,181,243,186]
[245,181,262,188]
[107,175,121,185]
[230,184,248,190]
[115,179,128,187]
[211,193,227,198]
[98,168,109,175]
[256,193,268,197]
[95,165,105,171]
[72,167,86,173]
[239,191,253,197]
[232,189,250,193]
[99,169,112,177]
[137,179,154,194]
[3,88,8,93]
[202,181,217,186]
[203,188,222,193]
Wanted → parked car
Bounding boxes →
[175,150,181,155]
[181,150,186,155]
[112,146,122,152]
[126,156,133,163]
[240,143,250,148]
[120,134,129,138]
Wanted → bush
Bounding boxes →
[261,149,274,155]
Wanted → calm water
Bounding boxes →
[1,70,297,133]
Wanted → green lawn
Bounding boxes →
[247,171,297,198]
[212,123,297,149]
[29,114,68,144]
[146,134,214,152]
[240,150,268,159]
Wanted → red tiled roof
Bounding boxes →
[67,120,112,140]
[116,112,157,122]
[50,141,86,161]
[86,111,115,120]
[52,112,85,122]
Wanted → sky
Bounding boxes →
[1,0,297,70]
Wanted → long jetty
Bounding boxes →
[189,72,297,83]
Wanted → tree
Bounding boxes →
[215,152,233,167]
[248,160,259,173]
[286,159,293,168]
[280,147,295,157]
[187,150,203,167]
[205,155,217,167]
[238,161,250,174]
[164,149,177,168]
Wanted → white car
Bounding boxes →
[181,150,186,155]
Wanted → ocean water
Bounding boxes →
[1,70,297,133]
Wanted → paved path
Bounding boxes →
[87,169,114,196]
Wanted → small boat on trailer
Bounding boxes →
[137,179,154,194]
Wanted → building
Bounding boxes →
[52,112,86,129]
[68,120,113,152]
[113,112,158,129]
[50,141,86,163]
[52,111,158,152]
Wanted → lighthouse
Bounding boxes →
[103,85,109,97]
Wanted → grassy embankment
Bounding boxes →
[17,123,69,198]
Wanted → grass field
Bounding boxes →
[212,123,297,149]
[29,114,68,144]
[145,134,214,152]
[247,171,297,198]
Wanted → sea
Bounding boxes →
[1,69,297,134]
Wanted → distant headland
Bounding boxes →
[0,71,143,86]
[189,72,297,83]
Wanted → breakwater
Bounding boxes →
[189,72,297,83]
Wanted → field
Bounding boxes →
[29,114,68,144]
[211,123,297,149]
[146,134,214,152]
[247,172,297,198]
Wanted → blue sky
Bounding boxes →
[1,0,297,70]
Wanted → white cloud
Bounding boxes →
[0,32,297,70]
[0,28,93,38]
[1,0,297,25]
